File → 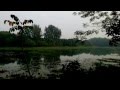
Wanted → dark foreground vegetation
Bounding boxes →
[61,61,120,80]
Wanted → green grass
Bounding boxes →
[0,46,93,51]
[0,46,120,56]
[0,46,119,52]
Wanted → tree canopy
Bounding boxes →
[4,14,34,49]
[4,14,33,35]
[44,25,61,46]
[74,11,120,46]
[44,25,61,39]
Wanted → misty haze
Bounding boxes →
[0,11,120,80]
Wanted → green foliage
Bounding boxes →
[59,39,79,46]
[0,31,16,47]
[74,11,120,46]
[2,14,114,47]
[23,24,42,46]
[74,30,98,42]
[0,30,113,47]
[32,24,42,46]
[4,15,33,34]
[23,24,42,39]
[4,14,33,50]
[23,38,36,47]
[44,25,61,39]
[44,25,61,46]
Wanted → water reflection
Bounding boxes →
[0,53,62,79]
[0,49,120,79]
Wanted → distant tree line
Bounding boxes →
[0,26,112,47]
[0,24,60,47]
[2,13,120,47]
[85,38,110,47]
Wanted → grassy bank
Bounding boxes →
[0,46,93,52]
[0,46,117,51]
[0,46,120,56]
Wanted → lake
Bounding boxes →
[0,47,120,79]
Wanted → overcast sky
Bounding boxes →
[0,11,108,39]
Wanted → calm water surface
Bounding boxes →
[0,47,120,79]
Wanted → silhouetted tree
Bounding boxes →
[74,11,120,46]
[4,14,34,78]
[61,61,85,79]
[74,30,98,45]
[4,14,33,50]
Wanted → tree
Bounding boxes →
[44,25,61,46]
[74,30,98,45]
[73,11,120,46]
[0,31,16,47]
[23,24,42,46]
[4,14,33,50]
[32,24,42,40]
[4,15,34,78]
[24,25,42,39]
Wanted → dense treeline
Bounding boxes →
[0,24,112,47]
[0,31,79,47]
[0,31,111,47]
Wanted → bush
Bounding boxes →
[23,39,36,47]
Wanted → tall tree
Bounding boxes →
[4,14,33,50]
[32,24,42,40]
[23,24,42,46]
[44,25,61,46]
[4,14,34,77]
